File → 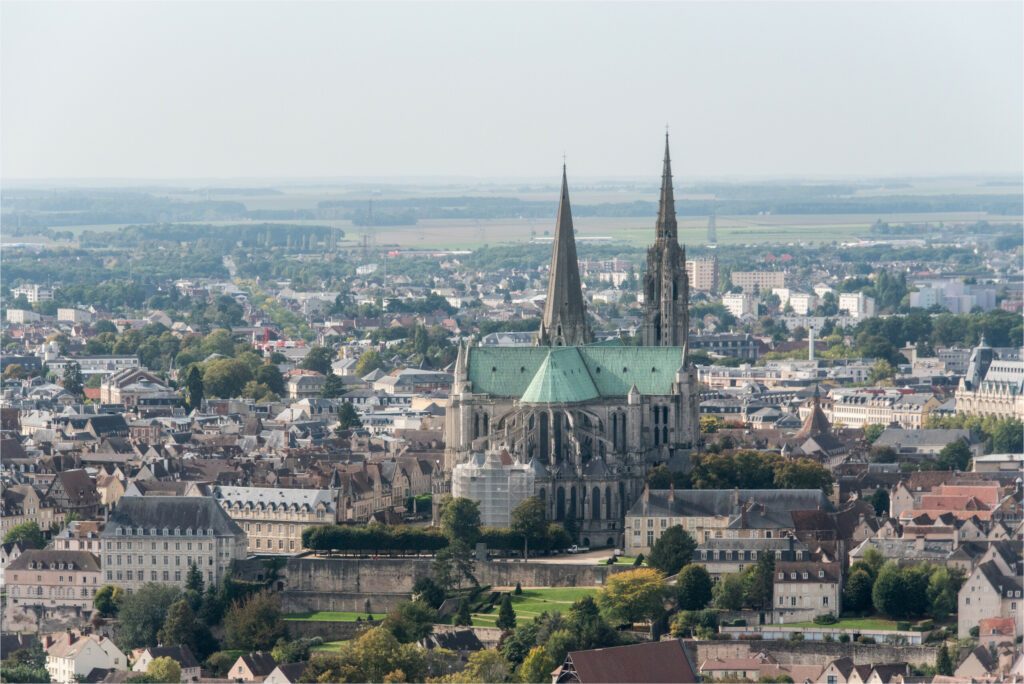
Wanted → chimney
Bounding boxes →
[43,635,53,650]
[731,487,740,511]
[66,630,77,645]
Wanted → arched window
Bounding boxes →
[591,487,601,521]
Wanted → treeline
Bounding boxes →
[648,450,834,495]
[80,223,344,251]
[302,525,449,553]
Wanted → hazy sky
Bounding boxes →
[3,1,1022,181]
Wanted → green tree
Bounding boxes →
[186,562,204,594]
[93,585,124,616]
[712,573,746,611]
[271,638,314,665]
[863,424,885,444]
[202,358,253,398]
[596,568,668,624]
[62,361,84,397]
[646,525,697,576]
[454,599,472,626]
[412,576,445,609]
[146,656,181,683]
[843,569,874,614]
[743,553,775,612]
[0,642,49,683]
[773,458,834,495]
[183,365,204,412]
[321,372,346,398]
[496,594,517,631]
[566,596,618,650]
[868,359,896,384]
[254,364,285,395]
[3,521,45,549]
[336,401,362,430]
[354,349,384,377]
[453,649,514,683]
[519,645,559,684]
[872,561,929,619]
[676,564,713,611]
[116,583,182,650]
[870,489,890,517]
[223,590,286,651]
[937,440,972,471]
[382,600,438,643]
[511,497,547,555]
[936,643,953,676]
[439,497,482,545]
[300,346,334,374]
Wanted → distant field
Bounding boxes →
[5,211,1017,249]
[470,587,596,627]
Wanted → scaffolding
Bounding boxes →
[451,449,535,527]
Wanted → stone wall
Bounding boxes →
[279,557,626,613]
[688,639,940,668]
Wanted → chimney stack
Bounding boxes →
[808,326,815,362]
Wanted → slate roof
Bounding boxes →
[103,496,243,537]
[213,485,336,513]
[468,345,683,399]
[558,640,697,683]
[8,549,100,572]
[774,561,841,583]
[141,645,200,669]
[630,488,833,527]
[237,652,277,677]
[422,629,485,652]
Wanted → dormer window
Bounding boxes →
[116,527,123,536]
[802,572,808,580]
[790,572,797,580]
[818,570,825,578]
[778,572,784,580]
[150,528,157,535]
[137,528,143,536]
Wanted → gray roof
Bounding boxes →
[212,485,336,513]
[874,428,972,449]
[103,496,243,537]
[628,489,833,529]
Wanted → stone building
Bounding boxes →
[956,337,1024,419]
[443,137,700,547]
[773,560,842,622]
[212,485,339,555]
[100,496,247,592]
[5,549,101,614]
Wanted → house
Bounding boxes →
[229,652,277,682]
[955,645,999,680]
[958,559,1024,637]
[263,663,306,684]
[420,629,485,661]
[1,483,57,536]
[45,632,127,684]
[0,541,25,587]
[773,561,842,622]
[872,428,981,458]
[815,657,910,684]
[553,640,698,683]
[6,549,102,613]
[46,469,101,518]
[131,646,201,682]
[978,616,1017,650]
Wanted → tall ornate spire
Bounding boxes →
[656,132,678,241]
[538,164,591,347]
[641,133,689,347]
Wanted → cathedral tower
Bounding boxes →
[538,164,592,347]
[641,134,690,348]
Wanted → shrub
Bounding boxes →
[896,621,911,631]
[969,626,980,638]
[914,619,934,632]
[731,619,747,627]
[813,613,838,625]
[789,632,804,642]
[823,634,834,642]
[710,632,732,640]
[514,582,522,595]
[605,557,615,565]
[838,634,850,643]
[857,636,876,644]
[738,634,764,641]
[633,553,644,566]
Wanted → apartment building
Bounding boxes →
[100,496,247,592]
[827,388,940,429]
[837,292,876,320]
[212,485,339,554]
[686,257,719,293]
[6,550,102,613]
[731,271,785,293]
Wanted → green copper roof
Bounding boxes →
[467,345,683,401]
[520,348,600,404]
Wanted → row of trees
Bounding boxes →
[648,450,834,495]
[303,525,449,554]
[843,549,964,620]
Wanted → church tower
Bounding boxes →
[641,134,690,348]
[538,164,592,347]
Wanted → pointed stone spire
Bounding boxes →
[656,132,678,241]
[538,164,591,347]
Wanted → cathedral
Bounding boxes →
[443,136,700,547]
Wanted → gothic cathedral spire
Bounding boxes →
[539,164,592,347]
[641,133,690,347]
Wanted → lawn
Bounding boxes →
[471,587,597,627]
[311,640,350,653]
[783,617,900,631]
[284,611,377,622]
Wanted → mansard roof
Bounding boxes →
[468,345,683,400]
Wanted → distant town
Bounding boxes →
[1,139,1022,684]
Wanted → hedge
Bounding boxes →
[303,525,448,553]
